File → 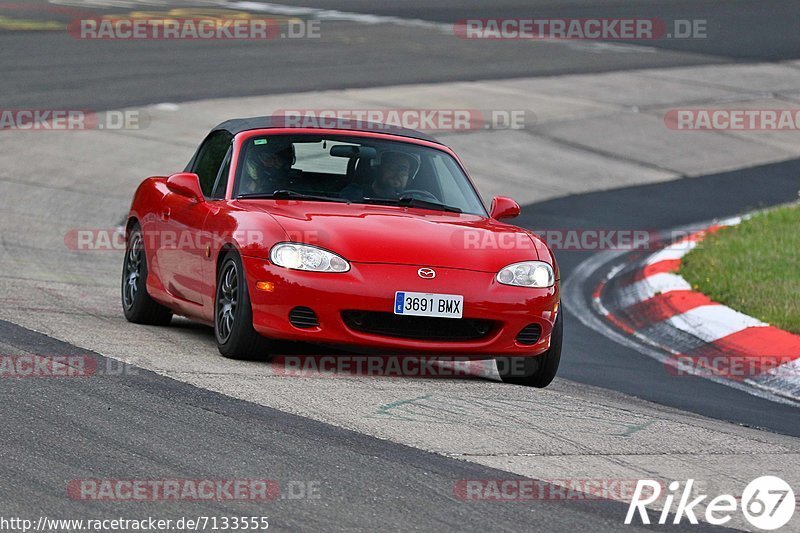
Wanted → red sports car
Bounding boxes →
[122,116,561,386]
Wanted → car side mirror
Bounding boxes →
[490,196,520,220]
[166,172,205,203]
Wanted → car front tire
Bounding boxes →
[215,252,274,360]
[496,309,562,388]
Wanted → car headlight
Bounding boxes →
[269,243,350,272]
[497,261,554,288]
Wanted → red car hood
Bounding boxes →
[239,201,548,272]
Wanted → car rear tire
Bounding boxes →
[121,223,173,326]
[215,252,274,360]
[496,309,562,388]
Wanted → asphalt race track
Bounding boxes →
[1,1,800,531]
[4,0,799,110]
[5,319,697,532]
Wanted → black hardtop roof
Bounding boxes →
[212,115,442,144]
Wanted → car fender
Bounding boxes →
[206,206,289,273]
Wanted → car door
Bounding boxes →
[158,131,232,309]
[196,146,234,321]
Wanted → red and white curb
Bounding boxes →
[593,217,800,402]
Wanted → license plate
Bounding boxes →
[394,292,463,319]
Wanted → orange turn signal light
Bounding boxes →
[255,281,275,292]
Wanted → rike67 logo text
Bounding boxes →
[626,476,795,530]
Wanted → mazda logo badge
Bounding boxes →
[418,268,436,279]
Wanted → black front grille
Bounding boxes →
[516,324,542,345]
[289,307,319,328]
[342,311,495,341]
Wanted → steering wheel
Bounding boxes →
[401,189,441,203]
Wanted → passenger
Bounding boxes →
[341,151,418,201]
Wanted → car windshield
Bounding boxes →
[234,134,488,216]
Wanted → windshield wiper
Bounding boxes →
[362,196,462,213]
[237,190,350,203]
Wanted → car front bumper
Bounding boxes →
[242,255,559,356]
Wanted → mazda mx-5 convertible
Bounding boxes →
[122,116,562,386]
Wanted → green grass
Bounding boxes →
[679,204,800,334]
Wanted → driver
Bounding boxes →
[240,140,295,195]
[341,151,419,201]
